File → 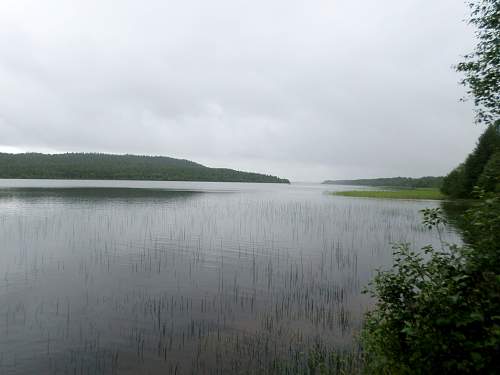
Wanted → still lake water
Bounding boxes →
[0,180,459,374]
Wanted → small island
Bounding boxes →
[0,152,290,183]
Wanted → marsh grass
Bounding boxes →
[331,188,446,200]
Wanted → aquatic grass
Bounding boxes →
[331,188,446,200]
[0,185,459,374]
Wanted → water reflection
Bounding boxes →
[0,182,460,374]
[0,187,202,202]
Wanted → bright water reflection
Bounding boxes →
[0,180,459,374]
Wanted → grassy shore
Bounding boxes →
[331,188,446,200]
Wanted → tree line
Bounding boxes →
[441,122,500,198]
[0,153,290,184]
[323,176,444,188]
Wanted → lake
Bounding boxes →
[0,180,459,374]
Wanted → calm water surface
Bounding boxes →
[0,180,459,374]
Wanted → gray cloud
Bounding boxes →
[0,0,484,181]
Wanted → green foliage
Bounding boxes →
[0,152,290,183]
[462,124,500,193]
[323,177,444,189]
[461,191,500,271]
[331,188,445,200]
[456,0,499,124]
[441,123,500,198]
[362,200,500,374]
[269,342,363,375]
[440,164,468,198]
[361,1,500,372]
[421,207,448,229]
[478,150,500,192]
[305,344,364,375]
[443,0,500,197]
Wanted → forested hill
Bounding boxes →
[322,176,443,188]
[0,153,290,183]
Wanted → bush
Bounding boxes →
[361,197,500,374]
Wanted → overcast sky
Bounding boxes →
[0,0,485,181]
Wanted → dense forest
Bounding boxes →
[0,153,290,183]
[441,122,500,198]
[322,176,443,188]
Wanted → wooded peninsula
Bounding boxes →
[0,153,290,183]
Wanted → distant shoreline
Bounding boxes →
[0,152,290,184]
[0,177,290,183]
[330,188,446,200]
[323,176,443,189]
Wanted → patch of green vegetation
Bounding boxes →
[323,176,444,189]
[331,188,446,200]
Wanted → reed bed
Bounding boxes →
[0,186,459,374]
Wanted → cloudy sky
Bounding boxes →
[0,0,484,181]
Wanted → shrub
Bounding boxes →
[362,198,500,374]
